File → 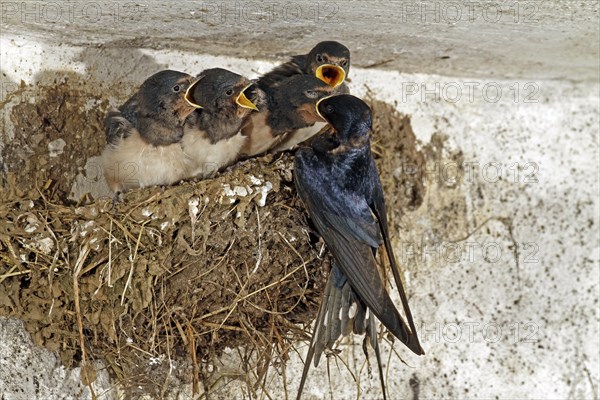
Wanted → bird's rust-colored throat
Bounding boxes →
[329,134,370,154]
[315,64,346,87]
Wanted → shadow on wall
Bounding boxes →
[74,44,168,91]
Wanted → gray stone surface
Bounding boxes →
[0,0,598,81]
[0,318,114,400]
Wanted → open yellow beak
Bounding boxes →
[235,83,259,111]
[315,95,336,121]
[315,64,346,88]
[184,79,203,109]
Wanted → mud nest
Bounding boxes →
[0,80,425,397]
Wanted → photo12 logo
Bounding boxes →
[420,321,540,344]
[399,240,539,265]
[401,82,540,104]
[93,160,225,188]
[194,2,340,24]
[0,2,148,24]
[0,82,90,107]
[399,1,541,24]
[400,161,540,187]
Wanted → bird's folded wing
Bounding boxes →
[104,108,135,145]
[257,54,306,89]
[295,170,416,350]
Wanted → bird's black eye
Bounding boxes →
[225,88,234,96]
[172,85,181,92]
[340,59,348,67]
[316,54,323,63]
[305,90,319,99]
[325,105,334,114]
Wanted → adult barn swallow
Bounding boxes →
[258,41,350,92]
[239,75,339,157]
[294,95,424,400]
[101,70,196,193]
[181,68,263,178]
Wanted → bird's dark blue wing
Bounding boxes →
[257,54,307,90]
[294,150,417,349]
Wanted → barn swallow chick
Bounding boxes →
[101,70,197,193]
[258,41,351,92]
[181,68,264,179]
[239,75,340,157]
[294,95,424,400]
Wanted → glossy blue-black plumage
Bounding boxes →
[294,95,424,400]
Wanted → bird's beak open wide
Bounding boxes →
[184,79,203,109]
[236,84,259,111]
[315,64,346,87]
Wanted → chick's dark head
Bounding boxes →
[138,70,197,123]
[306,41,350,87]
[185,68,261,120]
